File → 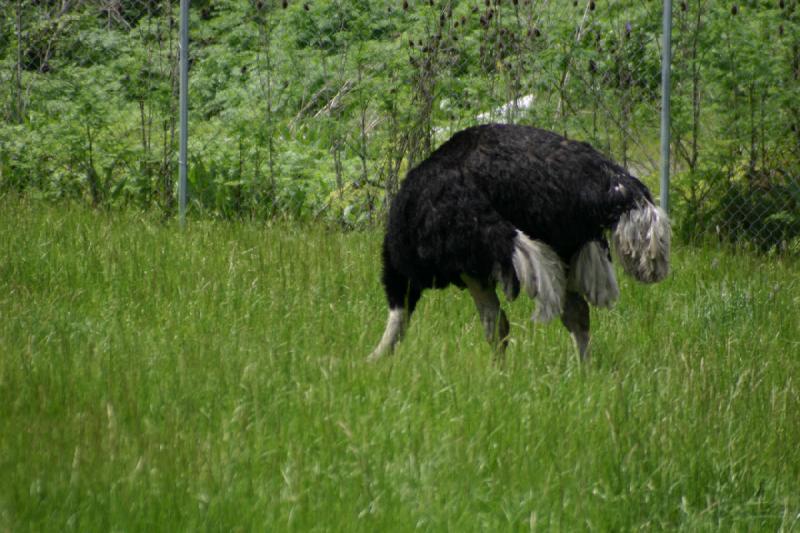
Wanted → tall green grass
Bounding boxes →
[1,199,799,531]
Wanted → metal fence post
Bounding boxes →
[179,0,189,225]
[660,0,672,214]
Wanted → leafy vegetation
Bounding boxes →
[670,1,800,251]
[1,0,799,246]
[1,198,799,530]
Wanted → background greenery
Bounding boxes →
[1,198,799,530]
[2,3,799,529]
[2,0,799,248]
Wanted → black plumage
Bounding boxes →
[370,123,670,360]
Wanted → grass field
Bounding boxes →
[1,199,799,531]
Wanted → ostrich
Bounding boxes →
[369,124,670,361]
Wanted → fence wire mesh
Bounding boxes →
[670,1,800,253]
[1,0,799,252]
[2,0,181,212]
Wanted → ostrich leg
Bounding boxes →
[560,291,590,360]
[462,275,510,354]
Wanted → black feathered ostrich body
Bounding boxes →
[370,124,670,360]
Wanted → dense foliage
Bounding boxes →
[1,0,798,247]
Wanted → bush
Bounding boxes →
[677,164,800,252]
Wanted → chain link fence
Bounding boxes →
[1,0,181,211]
[1,0,799,252]
[669,1,800,253]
